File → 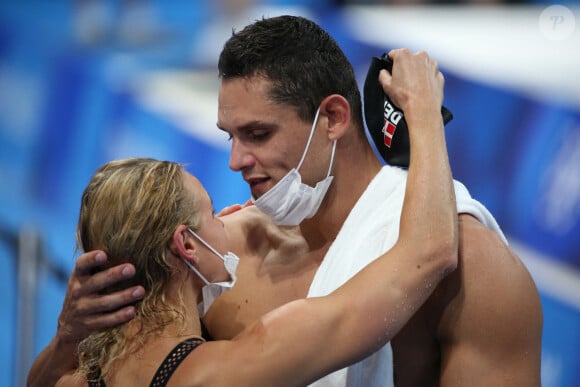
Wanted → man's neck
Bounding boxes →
[302,143,383,245]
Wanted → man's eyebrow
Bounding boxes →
[216,120,278,133]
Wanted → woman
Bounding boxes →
[55,72,457,387]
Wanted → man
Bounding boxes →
[28,15,542,387]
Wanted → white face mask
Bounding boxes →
[181,228,239,317]
[253,108,336,226]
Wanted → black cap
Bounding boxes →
[363,53,453,167]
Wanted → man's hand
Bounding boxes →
[56,250,145,344]
[27,250,144,387]
[217,200,254,217]
[379,48,445,130]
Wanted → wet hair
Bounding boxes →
[218,15,364,130]
[75,158,200,381]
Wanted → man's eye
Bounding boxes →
[248,131,269,141]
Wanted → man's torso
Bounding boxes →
[203,176,540,387]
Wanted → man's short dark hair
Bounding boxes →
[218,15,364,129]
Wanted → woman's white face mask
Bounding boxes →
[181,228,239,317]
[253,107,337,226]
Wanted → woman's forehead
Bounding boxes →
[183,172,209,203]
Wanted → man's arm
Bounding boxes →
[27,251,144,387]
[437,215,543,386]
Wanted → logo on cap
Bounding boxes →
[382,99,404,148]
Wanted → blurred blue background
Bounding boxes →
[0,1,579,386]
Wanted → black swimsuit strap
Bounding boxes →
[149,337,204,387]
[87,369,106,387]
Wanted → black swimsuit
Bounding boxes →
[88,337,204,387]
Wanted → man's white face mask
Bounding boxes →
[253,107,337,226]
[181,228,239,317]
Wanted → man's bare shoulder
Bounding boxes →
[435,214,541,332]
[433,213,542,385]
[393,214,542,386]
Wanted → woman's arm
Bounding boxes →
[197,48,459,386]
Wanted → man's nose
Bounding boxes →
[228,140,254,172]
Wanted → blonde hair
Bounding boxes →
[75,158,200,381]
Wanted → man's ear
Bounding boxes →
[320,94,350,141]
[171,225,197,264]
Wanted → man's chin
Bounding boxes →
[249,182,270,199]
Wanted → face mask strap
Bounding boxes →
[187,228,224,261]
[326,140,337,177]
[297,107,321,171]
[296,107,336,179]
[181,258,210,285]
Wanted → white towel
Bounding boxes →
[307,165,507,387]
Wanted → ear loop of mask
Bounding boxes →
[181,257,210,286]
[181,228,225,285]
[187,228,224,260]
[296,107,336,178]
